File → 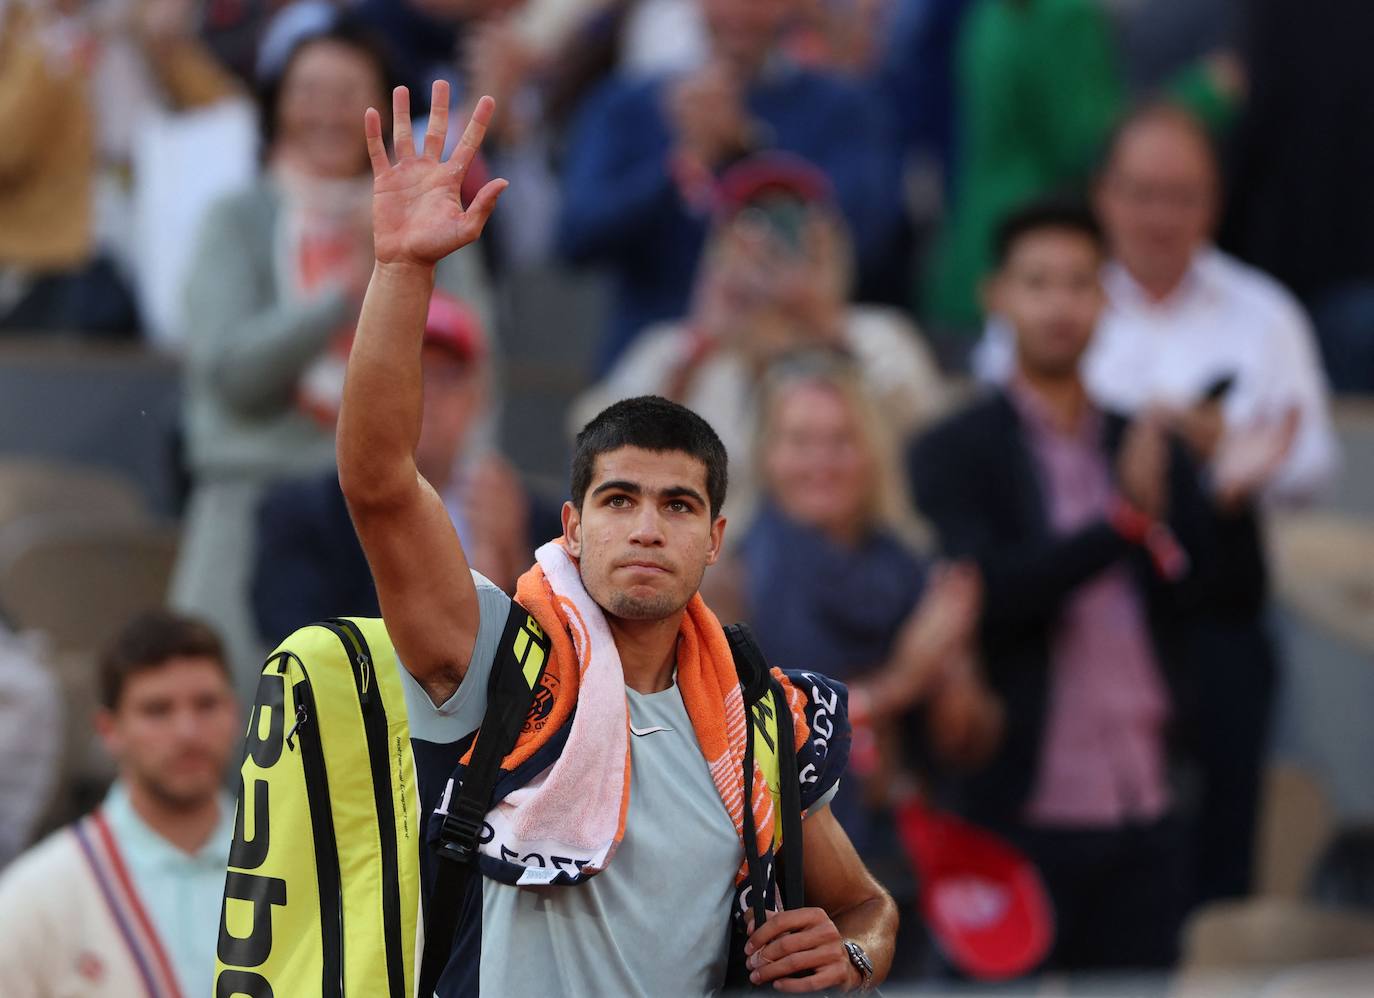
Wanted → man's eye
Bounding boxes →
[608,496,630,508]
[668,500,690,513]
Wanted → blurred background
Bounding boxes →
[1,0,1374,993]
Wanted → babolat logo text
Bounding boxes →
[216,670,287,997]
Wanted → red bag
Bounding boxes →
[894,797,1055,980]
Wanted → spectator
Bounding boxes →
[0,621,62,869]
[1085,103,1336,903]
[705,353,990,845]
[1087,104,1337,506]
[0,0,237,336]
[557,0,902,369]
[978,106,1337,497]
[252,292,532,646]
[571,154,946,525]
[1223,0,1374,392]
[909,199,1251,970]
[170,16,493,690]
[876,0,973,198]
[704,352,992,981]
[922,0,1123,336]
[0,611,238,996]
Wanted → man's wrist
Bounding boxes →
[842,938,876,993]
[372,259,437,283]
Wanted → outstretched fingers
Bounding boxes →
[447,95,496,182]
[364,106,389,177]
[423,80,450,160]
[392,86,414,158]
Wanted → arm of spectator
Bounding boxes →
[1038,0,1124,179]
[1163,438,1269,617]
[339,85,506,703]
[0,632,62,868]
[806,83,902,273]
[0,8,73,179]
[908,420,1135,634]
[1257,301,1340,503]
[182,197,352,418]
[555,81,687,263]
[133,0,239,108]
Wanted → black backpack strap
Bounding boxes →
[724,623,806,914]
[768,673,805,910]
[418,600,551,998]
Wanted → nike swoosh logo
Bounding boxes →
[629,724,673,737]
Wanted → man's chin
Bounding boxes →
[142,773,224,811]
[602,588,685,622]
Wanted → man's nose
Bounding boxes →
[627,506,666,545]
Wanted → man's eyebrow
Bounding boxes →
[590,479,643,498]
[658,485,707,507]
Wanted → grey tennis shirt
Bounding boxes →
[401,574,739,996]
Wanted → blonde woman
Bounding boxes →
[706,353,1002,848]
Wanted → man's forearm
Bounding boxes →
[831,891,899,986]
[337,261,435,507]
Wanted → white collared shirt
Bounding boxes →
[1085,248,1337,503]
[973,247,1339,504]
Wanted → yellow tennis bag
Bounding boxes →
[214,617,421,998]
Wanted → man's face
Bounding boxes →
[415,344,484,487]
[1096,116,1218,291]
[97,657,238,810]
[988,228,1105,379]
[564,447,726,622]
[700,0,796,71]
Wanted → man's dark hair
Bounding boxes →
[571,397,730,518]
[993,195,1106,268]
[99,610,230,710]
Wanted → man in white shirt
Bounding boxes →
[1087,103,1337,905]
[974,108,1337,502]
[1085,102,1337,506]
[0,610,239,997]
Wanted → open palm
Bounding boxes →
[366,82,507,268]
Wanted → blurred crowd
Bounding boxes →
[2,0,1373,993]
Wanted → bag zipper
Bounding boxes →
[284,662,345,998]
[322,619,406,998]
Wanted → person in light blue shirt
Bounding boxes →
[0,611,239,997]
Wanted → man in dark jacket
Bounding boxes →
[908,198,1262,971]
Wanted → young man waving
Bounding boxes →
[337,82,896,996]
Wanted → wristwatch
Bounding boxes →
[842,939,875,993]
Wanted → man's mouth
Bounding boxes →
[619,561,670,574]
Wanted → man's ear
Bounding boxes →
[562,500,582,557]
[705,515,727,566]
[94,707,121,759]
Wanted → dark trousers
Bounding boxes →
[1012,815,1187,972]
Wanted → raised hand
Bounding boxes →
[366,81,508,269]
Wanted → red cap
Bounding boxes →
[423,291,485,363]
[714,152,834,218]
[895,799,1055,980]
